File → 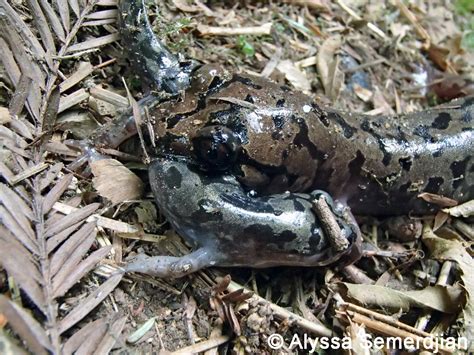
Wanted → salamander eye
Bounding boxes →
[192,125,241,171]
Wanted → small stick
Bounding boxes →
[312,196,349,251]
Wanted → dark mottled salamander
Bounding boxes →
[101,1,474,217]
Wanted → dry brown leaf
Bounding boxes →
[26,0,56,53]
[433,211,449,231]
[62,318,108,355]
[49,221,96,277]
[46,221,82,254]
[418,192,458,207]
[51,225,97,290]
[283,0,330,12]
[0,295,52,354]
[38,0,66,42]
[0,1,45,58]
[422,225,474,343]
[42,174,73,213]
[44,203,100,238]
[53,245,112,298]
[173,0,201,13]
[58,273,123,334]
[56,0,70,32]
[276,59,311,93]
[91,159,144,204]
[8,75,32,118]
[8,118,34,140]
[0,183,34,228]
[66,33,120,53]
[39,162,65,191]
[0,229,44,312]
[316,35,344,100]
[94,316,128,354]
[0,206,37,254]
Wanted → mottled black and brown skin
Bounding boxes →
[111,0,473,216]
[146,64,473,216]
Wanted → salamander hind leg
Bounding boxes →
[124,247,221,278]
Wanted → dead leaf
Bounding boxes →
[0,295,52,354]
[418,192,458,208]
[276,59,311,93]
[58,273,123,334]
[433,211,449,231]
[316,35,344,100]
[422,225,474,343]
[91,159,144,204]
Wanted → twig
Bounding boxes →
[171,335,230,355]
[226,281,332,337]
[336,0,387,40]
[312,196,349,251]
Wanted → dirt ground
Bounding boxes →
[0,0,473,354]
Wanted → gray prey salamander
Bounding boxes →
[126,158,361,278]
[72,0,473,276]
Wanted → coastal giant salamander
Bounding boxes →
[79,0,473,276]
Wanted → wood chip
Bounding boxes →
[443,200,474,218]
[58,88,89,113]
[86,9,118,20]
[52,201,140,233]
[10,162,49,185]
[0,107,11,124]
[197,23,272,36]
[59,61,94,93]
[89,86,129,107]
